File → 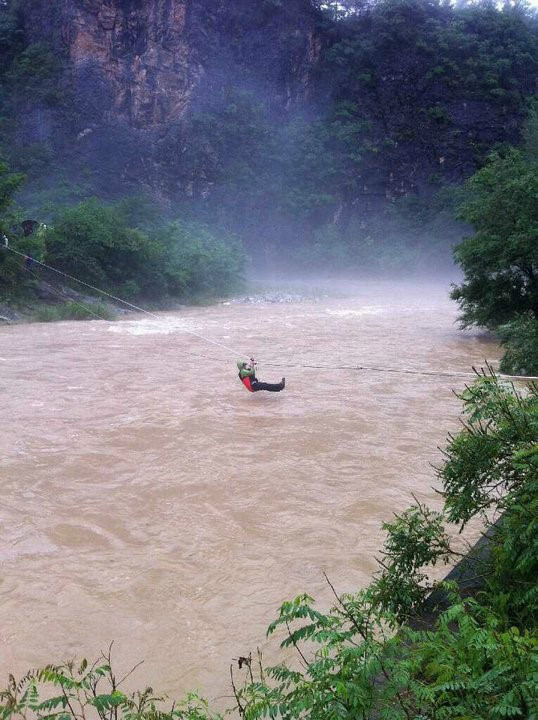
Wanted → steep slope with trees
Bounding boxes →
[1,0,537,271]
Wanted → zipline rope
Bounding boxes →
[186,352,538,382]
[3,245,249,358]
[264,361,538,382]
[4,244,538,382]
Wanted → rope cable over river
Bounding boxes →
[0,277,528,698]
[3,244,537,382]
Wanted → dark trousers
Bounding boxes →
[251,379,284,392]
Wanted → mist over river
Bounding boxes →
[0,281,501,700]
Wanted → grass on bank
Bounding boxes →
[32,301,116,322]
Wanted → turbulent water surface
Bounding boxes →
[0,282,500,700]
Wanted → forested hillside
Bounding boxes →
[1,0,537,273]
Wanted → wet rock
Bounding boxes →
[226,291,312,305]
[0,304,20,323]
[225,289,331,305]
[21,0,319,130]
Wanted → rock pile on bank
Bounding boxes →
[225,291,324,305]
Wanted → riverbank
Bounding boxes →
[0,278,121,324]
[0,280,332,324]
[0,279,209,324]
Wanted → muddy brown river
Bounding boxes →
[0,281,500,701]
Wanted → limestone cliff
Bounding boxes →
[65,0,198,127]
[15,0,321,198]
[7,0,535,254]
[22,0,320,128]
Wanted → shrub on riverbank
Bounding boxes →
[0,157,38,293]
[43,200,245,302]
[1,196,245,309]
[451,149,538,331]
[498,315,538,377]
[152,220,245,299]
[2,373,536,718]
[32,301,115,323]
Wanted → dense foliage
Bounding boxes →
[0,158,24,221]
[161,0,538,268]
[0,195,245,305]
[0,157,46,293]
[451,141,538,375]
[452,149,538,330]
[2,374,537,718]
[499,316,538,377]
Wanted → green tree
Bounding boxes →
[154,221,245,298]
[451,149,538,328]
[0,158,39,292]
[524,101,538,161]
[440,373,538,623]
[44,198,164,298]
[498,314,538,376]
[0,158,24,220]
[44,199,244,302]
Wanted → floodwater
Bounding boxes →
[0,282,500,701]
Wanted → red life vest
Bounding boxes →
[241,376,254,392]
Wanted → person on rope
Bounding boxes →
[237,358,285,393]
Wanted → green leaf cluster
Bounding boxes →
[452,148,538,329]
[0,195,245,304]
[451,140,538,375]
[499,315,538,376]
[43,199,245,301]
[0,655,220,720]
[0,158,24,219]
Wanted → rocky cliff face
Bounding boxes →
[64,0,199,128]
[16,0,321,198]
[23,0,320,129]
[11,0,534,252]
